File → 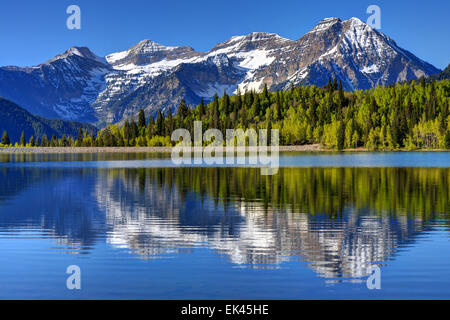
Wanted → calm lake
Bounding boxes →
[0,152,449,299]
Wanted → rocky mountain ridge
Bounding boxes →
[0,17,441,126]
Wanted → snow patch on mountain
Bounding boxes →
[106,50,129,64]
[235,49,276,70]
[361,64,380,74]
[195,83,238,99]
[114,57,195,74]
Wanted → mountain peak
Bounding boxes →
[212,31,293,56]
[245,32,281,38]
[319,17,341,23]
[130,39,177,53]
[308,17,371,35]
[45,46,107,65]
[343,17,373,31]
[228,32,289,43]
[308,17,342,33]
[67,46,92,55]
[347,17,365,24]
[106,39,198,67]
[67,47,103,60]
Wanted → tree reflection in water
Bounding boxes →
[0,166,448,281]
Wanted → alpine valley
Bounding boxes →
[0,17,441,126]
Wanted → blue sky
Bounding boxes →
[0,0,449,69]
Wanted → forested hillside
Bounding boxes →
[0,97,98,145]
[88,77,449,150]
[2,78,449,150]
[430,64,450,81]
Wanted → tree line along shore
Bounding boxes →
[0,145,326,154]
[1,78,450,151]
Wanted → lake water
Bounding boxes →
[0,152,449,299]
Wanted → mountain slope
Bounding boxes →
[0,47,110,122]
[0,97,98,143]
[0,17,441,125]
[94,53,247,125]
[429,64,450,81]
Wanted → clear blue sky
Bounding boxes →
[0,0,449,69]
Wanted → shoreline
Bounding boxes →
[0,144,448,154]
[0,145,322,154]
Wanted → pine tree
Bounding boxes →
[50,135,57,147]
[235,89,242,110]
[41,135,49,147]
[156,109,163,136]
[60,135,68,147]
[177,100,188,128]
[429,80,437,120]
[123,119,131,141]
[420,76,426,88]
[147,117,155,139]
[337,120,346,151]
[29,136,35,147]
[212,94,220,129]
[327,77,332,91]
[199,98,205,117]
[138,109,146,128]
[251,95,261,118]
[167,107,174,136]
[263,83,269,101]
[20,131,26,146]
[244,90,253,109]
[338,80,345,110]
[267,113,272,144]
[233,91,242,126]
[232,100,238,125]
[77,128,83,143]
[1,130,10,145]
[390,112,403,149]
[275,92,282,121]
[445,130,450,149]
[241,108,248,128]
[223,90,230,114]
[332,77,338,91]
[439,101,448,134]
[187,115,194,136]
[130,119,138,139]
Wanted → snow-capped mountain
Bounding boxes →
[0,17,441,125]
[279,17,440,90]
[0,47,110,122]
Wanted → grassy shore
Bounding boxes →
[1,144,448,154]
[0,145,324,154]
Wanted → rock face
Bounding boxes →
[0,17,441,125]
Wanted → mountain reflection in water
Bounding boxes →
[0,166,448,283]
